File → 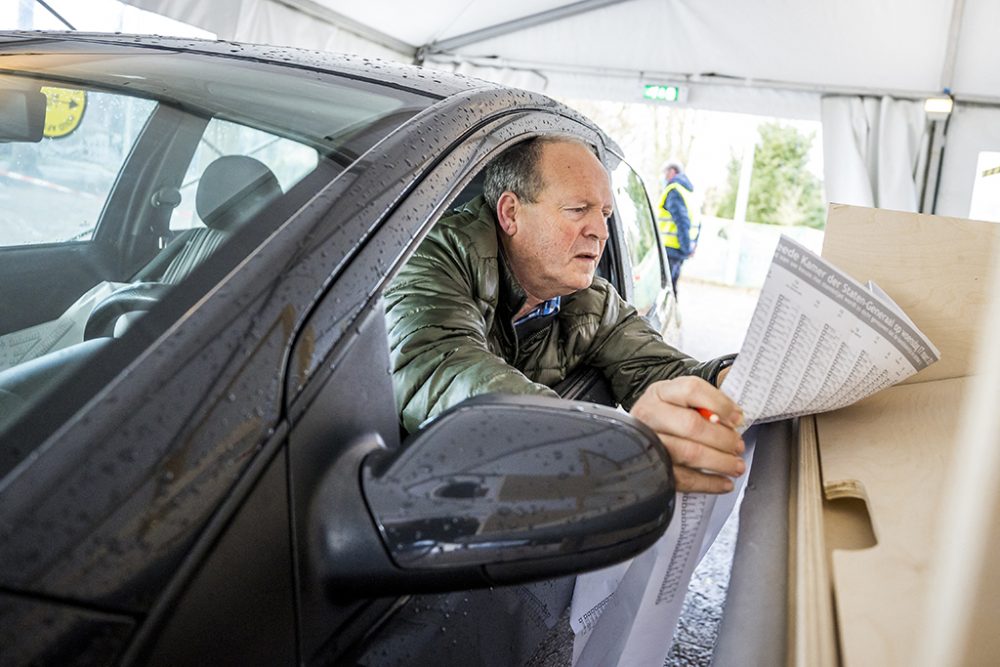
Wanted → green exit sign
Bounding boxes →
[643,84,684,102]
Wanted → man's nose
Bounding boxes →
[584,212,610,240]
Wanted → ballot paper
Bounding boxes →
[721,235,939,427]
[569,235,939,667]
[571,432,757,667]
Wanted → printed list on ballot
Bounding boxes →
[721,234,940,427]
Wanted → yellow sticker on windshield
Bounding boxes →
[40,86,87,138]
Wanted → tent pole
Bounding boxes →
[920,119,948,214]
[939,0,966,93]
[918,0,966,213]
[33,0,75,30]
[425,0,636,54]
[271,0,415,57]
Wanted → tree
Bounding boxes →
[713,122,826,229]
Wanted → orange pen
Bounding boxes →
[696,407,720,424]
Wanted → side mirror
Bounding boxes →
[0,89,47,143]
[310,394,675,598]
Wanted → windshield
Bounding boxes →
[0,43,434,446]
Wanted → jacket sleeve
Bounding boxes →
[665,188,692,256]
[580,280,734,410]
[384,224,556,433]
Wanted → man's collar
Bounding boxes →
[514,296,561,326]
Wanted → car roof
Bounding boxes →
[0,30,621,160]
[0,30,497,99]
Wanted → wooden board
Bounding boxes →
[789,415,837,667]
[821,204,1000,385]
[785,206,1000,665]
[814,376,969,666]
[914,254,1000,666]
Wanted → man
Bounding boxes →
[385,136,742,494]
[657,160,700,294]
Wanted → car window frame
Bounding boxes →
[609,156,670,309]
[280,106,618,658]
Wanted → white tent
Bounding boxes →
[121,0,1000,218]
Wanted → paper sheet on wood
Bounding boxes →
[569,235,939,666]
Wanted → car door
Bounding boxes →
[280,105,633,664]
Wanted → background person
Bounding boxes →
[657,160,700,295]
[385,136,742,494]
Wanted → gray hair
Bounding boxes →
[483,135,596,210]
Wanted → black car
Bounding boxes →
[0,32,680,665]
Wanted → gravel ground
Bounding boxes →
[665,511,740,666]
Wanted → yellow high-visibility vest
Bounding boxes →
[657,181,700,252]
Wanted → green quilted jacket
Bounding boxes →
[384,195,731,432]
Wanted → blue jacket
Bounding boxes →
[659,172,697,258]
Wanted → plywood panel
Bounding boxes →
[789,415,837,667]
[814,376,969,666]
[915,250,1000,666]
[821,204,1000,384]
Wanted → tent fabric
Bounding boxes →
[125,0,407,61]
[937,104,1000,218]
[121,0,1000,219]
[821,96,927,211]
[125,0,1000,107]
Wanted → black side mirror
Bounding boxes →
[0,89,46,143]
[310,394,675,598]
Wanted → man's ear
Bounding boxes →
[496,191,519,237]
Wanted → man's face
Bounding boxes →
[500,141,613,301]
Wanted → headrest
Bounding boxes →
[195,155,282,232]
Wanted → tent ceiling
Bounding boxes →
[124,0,1000,110]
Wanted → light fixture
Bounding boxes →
[924,96,954,119]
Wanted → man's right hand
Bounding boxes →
[629,376,745,494]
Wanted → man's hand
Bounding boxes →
[629,376,745,494]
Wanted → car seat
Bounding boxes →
[83,155,282,339]
[134,154,283,284]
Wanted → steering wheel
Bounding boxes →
[84,282,170,340]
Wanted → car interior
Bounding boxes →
[0,80,324,447]
[0,150,288,435]
[83,155,285,339]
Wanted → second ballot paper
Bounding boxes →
[721,234,940,427]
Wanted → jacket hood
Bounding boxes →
[669,172,694,191]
